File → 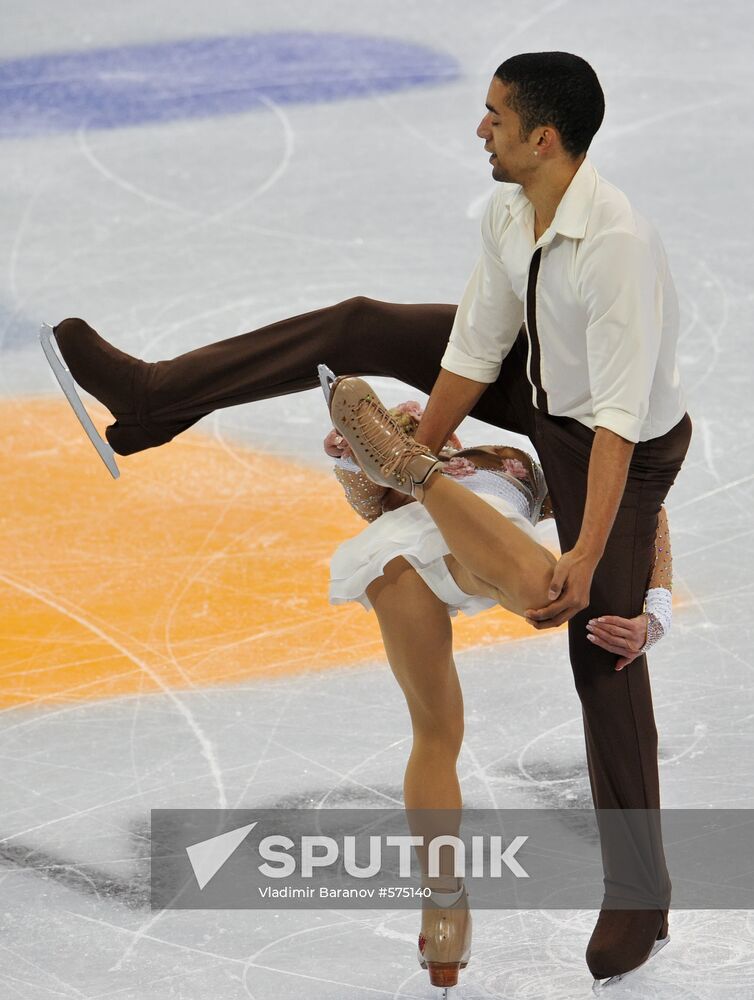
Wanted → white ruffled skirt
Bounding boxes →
[328,488,539,618]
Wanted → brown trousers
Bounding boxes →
[139,296,692,908]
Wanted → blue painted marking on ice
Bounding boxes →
[0,33,460,138]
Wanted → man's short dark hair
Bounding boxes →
[494,52,605,158]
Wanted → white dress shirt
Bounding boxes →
[440,157,687,443]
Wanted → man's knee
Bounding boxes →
[337,294,377,324]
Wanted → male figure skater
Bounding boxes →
[49,51,691,986]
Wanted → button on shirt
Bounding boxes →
[440,157,687,443]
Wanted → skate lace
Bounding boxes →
[356,396,434,480]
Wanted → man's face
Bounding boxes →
[477,77,538,184]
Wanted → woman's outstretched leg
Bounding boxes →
[327,372,551,618]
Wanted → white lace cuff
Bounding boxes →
[641,587,672,653]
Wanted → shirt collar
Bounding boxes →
[505,156,597,240]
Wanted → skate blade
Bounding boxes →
[591,934,669,991]
[39,323,120,479]
[317,363,336,406]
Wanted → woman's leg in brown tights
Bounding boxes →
[365,556,464,891]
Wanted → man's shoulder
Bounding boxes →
[579,171,670,278]
[587,171,659,246]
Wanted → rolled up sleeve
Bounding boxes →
[580,232,663,443]
[440,198,524,383]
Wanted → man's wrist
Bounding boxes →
[572,537,604,564]
[413,369,488,453]
[413,426,446,452]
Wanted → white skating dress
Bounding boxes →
[328,456,540,618]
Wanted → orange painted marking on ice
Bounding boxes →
[1,399,551,708]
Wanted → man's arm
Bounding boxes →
[413,369,489,452]
[576,427,635,561]
[526,229,662,627]
[419,190,523,449]
[383,192,522,512]
[525,427,634,629]
[381,369,489,511]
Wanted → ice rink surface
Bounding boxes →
[1,1,753,997]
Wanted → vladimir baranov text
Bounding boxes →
[150,807,754,910]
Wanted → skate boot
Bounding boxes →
[588,907,669,991]
[417,881,472,996]
[45,318,192,458]
[40,322,121,478]
[324,374,442,501]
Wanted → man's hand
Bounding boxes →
[586,613,649,671]
[525,428,634,631]
[524,547,598,629]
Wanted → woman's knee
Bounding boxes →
[412,707,464,758]
[510,547,558,614]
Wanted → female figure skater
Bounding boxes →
[321,374,673,993]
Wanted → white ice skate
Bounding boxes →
[39,322,120,479]
[591,933,670,991]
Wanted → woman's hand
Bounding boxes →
[586,613,649,671]
[325,430,415,515]
[323,428,354,460]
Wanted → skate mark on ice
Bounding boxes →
[0,570,228,808]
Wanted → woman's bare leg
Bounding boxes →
[418,476,558,616]
[366,556,464,889]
